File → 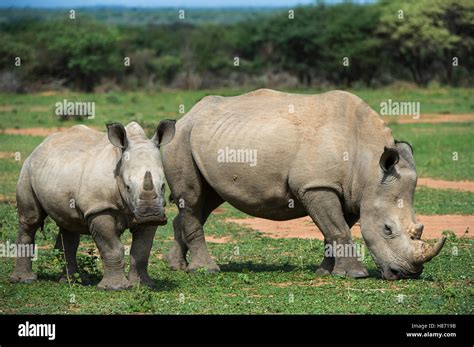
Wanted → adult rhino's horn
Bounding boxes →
[143,171,154,191]
[413,237,446,264]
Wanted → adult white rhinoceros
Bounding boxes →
[10,121,175,290]
[161,89,445,280]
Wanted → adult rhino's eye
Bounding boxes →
[383,224,393,236]
[126,185,130,191]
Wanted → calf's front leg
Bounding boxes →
[129,225,157,287]
[89,214,131,290]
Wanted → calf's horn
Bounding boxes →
[143,171,154,191]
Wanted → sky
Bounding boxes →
[0,0,374,8]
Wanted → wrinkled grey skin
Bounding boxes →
[162,89,445,280]
[10,121,175,290]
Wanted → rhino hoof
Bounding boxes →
[59,273,92,285]
[347,269,369,278]
[187,264,221,274]
[332,268,369,278]
[315,267,331,276]
[129,274,156,288]
[166,259,188,271]
[97,277,132,291]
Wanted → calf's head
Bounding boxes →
[106,120,176,226]
[360,141,446,280]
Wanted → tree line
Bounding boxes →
[0,0,472,92]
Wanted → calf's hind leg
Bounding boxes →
[54,228,90,284]
[10,180,46,283]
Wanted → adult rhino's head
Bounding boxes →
[360,141,446,280]
[106,120,176,226]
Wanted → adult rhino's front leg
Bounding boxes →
[89,214,131,290]
[129,225,156,287]
[165,215,189,271]
[300,188,368,278]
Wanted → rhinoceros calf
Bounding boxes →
[162,89,446,280]
[10,121,175,290]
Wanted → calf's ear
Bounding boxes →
[106,123,128,149]
[379,146,399,173]
[153,119,176,147]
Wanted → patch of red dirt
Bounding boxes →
[0,151,15,159]
[1,127,68,137]
[417,178,474,192]
[225,215,472,240]
[206,235,232,244]
[385,114,474,124]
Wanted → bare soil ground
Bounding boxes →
[0,151,15,159]
[417,178,474,192]
[385,114,474,124]
[225,215,472,240]
[0,127,69,137]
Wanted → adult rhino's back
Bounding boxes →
[174,89,391,220]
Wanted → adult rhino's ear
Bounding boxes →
[106,123,128,149]
[379,146,399,173]
[395,140,414,156]
[153,119,176,147]
[395,140,416,169]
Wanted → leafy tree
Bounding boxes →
[34,20,122,91]
[377,0,474,86]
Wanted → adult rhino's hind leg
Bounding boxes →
[301,188,368,278]
[54,228,89,285]
[10,173,46,283]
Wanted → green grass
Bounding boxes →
[0,134,44,199]
[390,122,473,181]
[415,187,474,215]
[0,87,472,129]
[0,204,472,314]
[351,86,474,115]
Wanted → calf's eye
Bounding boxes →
[383,224,393,236]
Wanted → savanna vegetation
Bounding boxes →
[0,0,473,92]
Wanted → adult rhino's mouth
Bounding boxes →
[381,264,423,280]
